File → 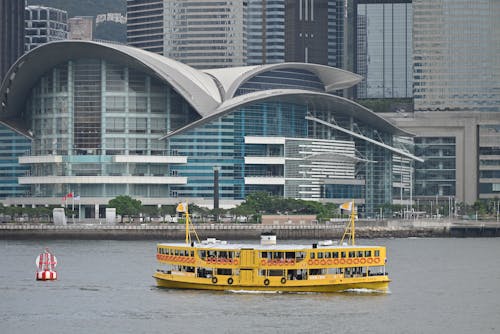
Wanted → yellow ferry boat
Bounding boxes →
[153,201,390,293]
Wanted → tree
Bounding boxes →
[108,195,142,222]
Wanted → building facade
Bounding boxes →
[246,0,285,65]
[68,16,93,41]
[25,5,68,52]
[386,0,500,204]
[0,41,421,217]
[284,0,344,68]
[126,0,164,54]
[0,0,25,84]
[127,0,247,69]
[354,0,412,98]
[0,124,31,200]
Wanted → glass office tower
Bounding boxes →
[355,1,412,98]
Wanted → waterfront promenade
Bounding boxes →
[1,219,499,239]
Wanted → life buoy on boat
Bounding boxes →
[360,258,366,264]
[212,277,218,284]
[264,278,270,286]
[233,259,239,265]
[374,258,381,264]
[280,277,286,284]
[367,258,373,264]
[227,277,233,285]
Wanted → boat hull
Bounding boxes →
[153,272,390,293]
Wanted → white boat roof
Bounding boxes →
[157,241,382,251]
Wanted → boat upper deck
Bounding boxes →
[157,241,384,251]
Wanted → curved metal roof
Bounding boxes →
[0,40,221,120]
[160,89,413,139]
[203,63,363,99]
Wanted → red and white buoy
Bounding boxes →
[35,248,58,281]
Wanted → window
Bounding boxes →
[375,250,380,257]
[365,250,371,257]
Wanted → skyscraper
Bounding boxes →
[25,5,68,51]
[127,0,164,54]
[388,0,500,204]
[284,0,344,68]
[354,1,412,98]
[0,0,25,84]
[127,0,247,69]
[246,0,285,65]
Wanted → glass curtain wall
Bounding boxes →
[25,58,198,197]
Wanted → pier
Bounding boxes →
[1,220,499,240]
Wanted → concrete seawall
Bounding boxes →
[1,220,499,240]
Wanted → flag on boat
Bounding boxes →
[66,192,73,198]
[74,195,80,201]
[340,201,354,212]
[176,202,188,213]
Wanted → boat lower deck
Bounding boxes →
[153,271,390,293]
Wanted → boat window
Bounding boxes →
[216,268,232,276]
[310,252,315,259]
[296,252,305,260]
[261,251,268,259]
[273,252,283,259]
[324,252,331,258]
[190,251,194,257]
[208,250,215,258]
[333,252,339,258]
[318,252,324,259]
[260,270,266,276]
[341,252,346,258]
[349,251,355,258]
[198,250,206,259]
[175,250,179,256]
[375,250,380,257]
[285,252,295,259]
[269,269,284,277]
[365,250,371,257]
[357,251,363,257]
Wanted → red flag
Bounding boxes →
[66,192,73,198]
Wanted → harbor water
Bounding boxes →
[0,238,499,333]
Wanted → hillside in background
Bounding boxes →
[27,0,125,17]
[95,22,126,44]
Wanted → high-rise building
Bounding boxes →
[387,0,500,204]
[284,0,344,68]
[354,0,412,98]
[0,0,25,84]
[68,16,93,41]
[127,0,247,69]
[126,0,164,54]
[246,0,285,65]
[25,5,68,51]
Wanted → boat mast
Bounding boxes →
[340,200,356,245]
[185,205,190,245]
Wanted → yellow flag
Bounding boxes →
[176,202,188,213]
[340,201,353,211]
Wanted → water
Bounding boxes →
[1,238,499,334]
